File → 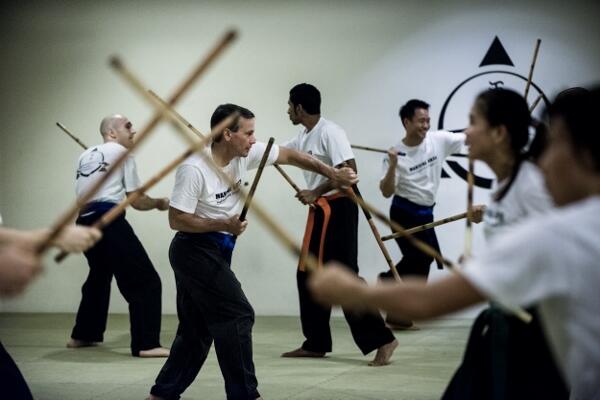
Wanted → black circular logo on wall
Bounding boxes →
[438,37,549,189]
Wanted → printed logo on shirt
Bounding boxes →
[484,208,505,227]
[215,179,242,204]
[407,155,438,173]
[77,148,109,179]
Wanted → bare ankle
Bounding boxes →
[139,347,170,358]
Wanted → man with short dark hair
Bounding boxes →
[281,83,398,366]
[379,100,483,329]
[148,103,357,400]
[67,114,170,357]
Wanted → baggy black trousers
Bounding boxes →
[71,204,163,355]
[151,232,259,400]
[297,197,395,354]
[380,196,441,281]
[0,341,33,400]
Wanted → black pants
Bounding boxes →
[71,208,163,356]
[380,198,439,281]
[0,341,33,400]
[298,197,395,354]
[151,232,259,400]
[442,306,569,400]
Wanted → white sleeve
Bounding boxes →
[324,126,354,166]
[123,156,142,192]
[518,164,555,216]
[281,135,299,150]
[462,219,570,309]
[170,165,203,214]
[246,142,280,170]
[439,131,466,157]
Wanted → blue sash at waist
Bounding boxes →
[392,196,434,216]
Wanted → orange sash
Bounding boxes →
[298,192,345,271]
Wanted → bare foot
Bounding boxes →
[66,338,97,348]
[146,395,165,400]
[368,339,398,366]
[139,347,170,358]
[281,347,325,358]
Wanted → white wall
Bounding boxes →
[1,0,599,315]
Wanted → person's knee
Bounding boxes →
[146,270,162,293]
[238,303,255,329]
[245,304,255,324]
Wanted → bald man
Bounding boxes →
[67,114,170,357]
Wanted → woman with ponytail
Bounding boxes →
[465,88,554,242]
[435,88,568,399]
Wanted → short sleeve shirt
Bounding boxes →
[75,142,141,204]
[483,161,555,242]
[463,197,600,399]
[283,117,354,195]
[381,131,465,206]
[170,141,280,223]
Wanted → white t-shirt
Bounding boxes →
[75,142,141,204]
[381,131,465,206]
[283,117,354,196]
[170,141,279,224]
[483,160,555,242]
[464,196,600,400]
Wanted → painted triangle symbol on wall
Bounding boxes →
[479,36,514,67]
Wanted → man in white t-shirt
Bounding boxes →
[309,88,600,399]
[379,99,483,328]
[148,103,357,400]
[280,83,398,366]
[67,114,170,358]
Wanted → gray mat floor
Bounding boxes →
[0,313,471,400]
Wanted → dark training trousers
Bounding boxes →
[442,306,569,400]
[297,196,395,354]
[71,202,163,356]
[380,195,441,281]
[0,341,33,400]
[151,232,259,400]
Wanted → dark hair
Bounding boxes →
[210,103,255,142]
[475,88,544,201]
[399,99,430,124]
[527,118,548,162]
[289,83,321,115]
[549,86,599,171]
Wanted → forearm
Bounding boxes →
[379,166,396,198]
[169,209,229,233]
[0,227,46,247]
[281,150,337,181]
[312,180,337,197]
[363,274,484,320]
[130,194,161,211]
